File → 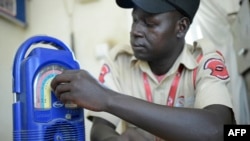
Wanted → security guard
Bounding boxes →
[51,0,235,140]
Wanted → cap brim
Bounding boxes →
[116,0,134,8]
[116,0,176,14]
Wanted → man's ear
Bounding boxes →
[176,17,190,38]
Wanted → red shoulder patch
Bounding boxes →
[98,64,110,83]
[204,58,229,80]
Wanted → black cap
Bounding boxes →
[116,0,200,22]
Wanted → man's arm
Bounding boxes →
[91,117,152,141]
[105,91,234,141]
[90,117,120,141]
[51,70,235,141]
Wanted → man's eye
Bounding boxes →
[132,18,138,24]
[145,22,155,27]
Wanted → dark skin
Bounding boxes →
[51,7,235,141]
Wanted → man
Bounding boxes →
[51,0,235,140]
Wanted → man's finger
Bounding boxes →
[51,73,73,91]
[60,92,74,103]
[54,83,71,98]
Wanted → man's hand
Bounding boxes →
[50,69,110,111]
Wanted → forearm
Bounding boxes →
[90,117,120,141]
[105,91,232,141]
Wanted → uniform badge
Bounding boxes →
[204,58,229,80]
[99,64,110,83]
[175,96,185,107]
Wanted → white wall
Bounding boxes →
[0,0,130,140]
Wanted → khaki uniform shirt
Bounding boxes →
[88,39,233,140]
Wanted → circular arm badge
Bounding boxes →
[99,64,110,83]
[204,58,229,80]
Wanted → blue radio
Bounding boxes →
[12,35,85,141]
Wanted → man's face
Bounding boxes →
[130,7,182,62]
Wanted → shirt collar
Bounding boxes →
[130,43,199,75]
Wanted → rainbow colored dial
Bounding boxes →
[34,65,64,109]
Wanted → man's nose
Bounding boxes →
[130,23,144,38]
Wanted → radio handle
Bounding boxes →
[12,35,73,93]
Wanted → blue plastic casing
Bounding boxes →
[12,35,85,141]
